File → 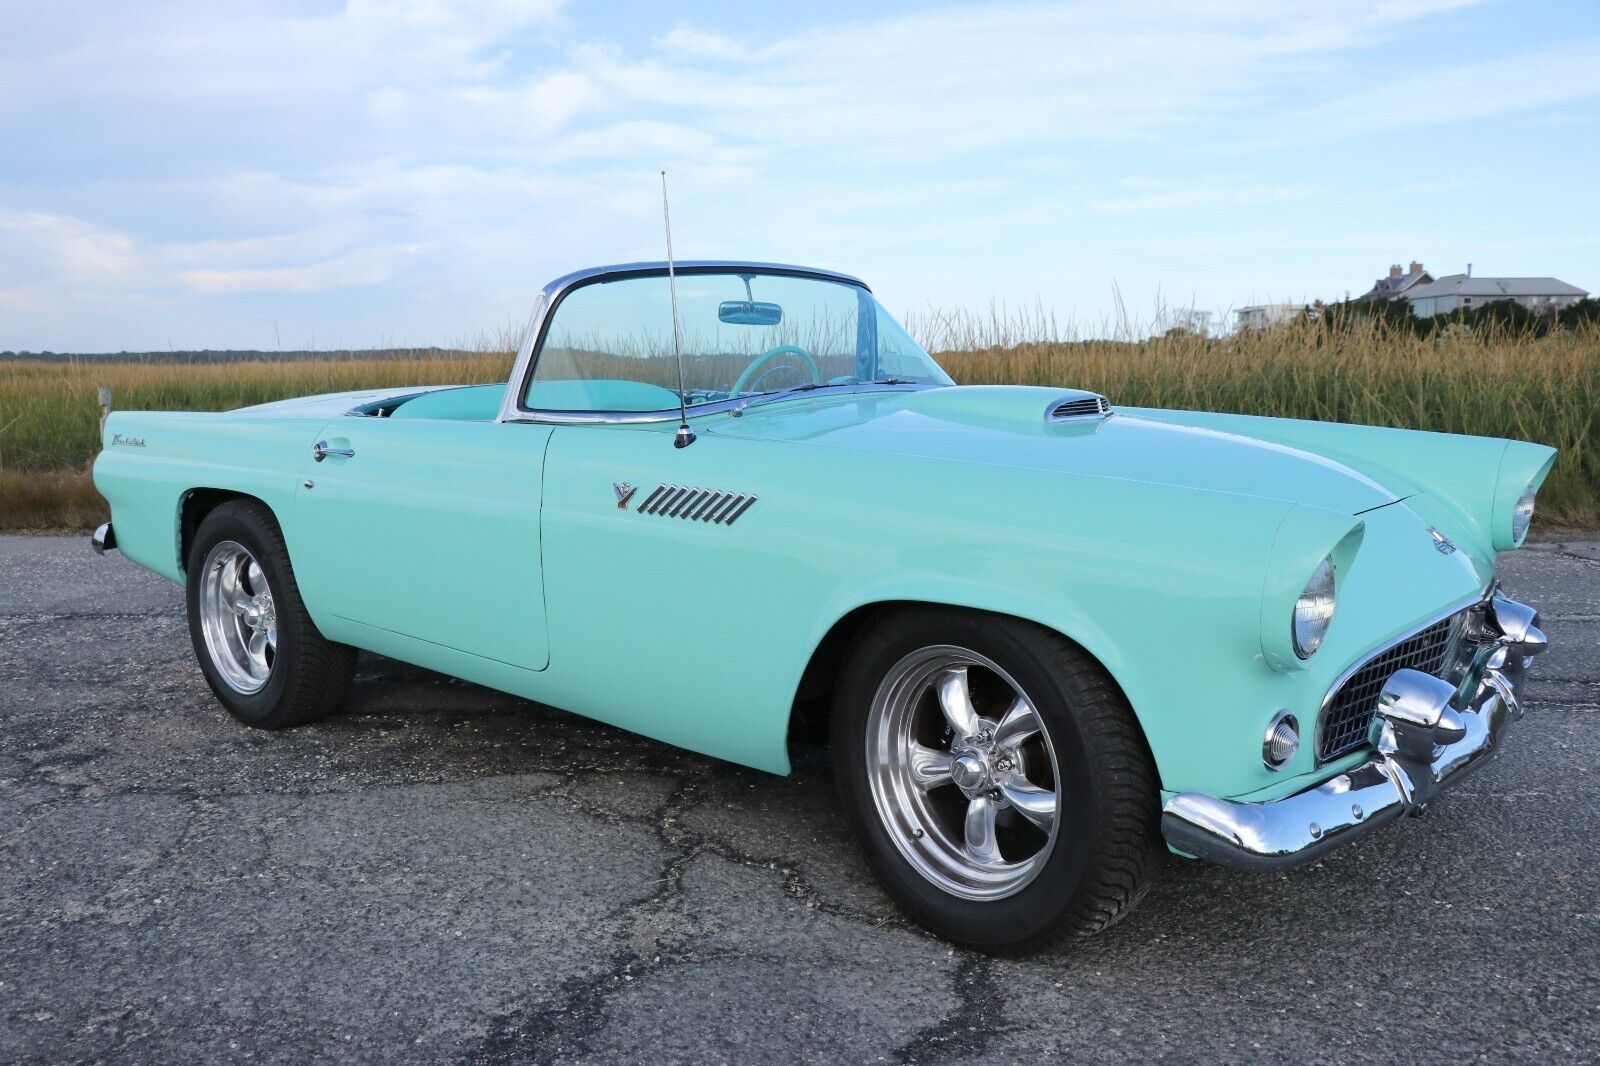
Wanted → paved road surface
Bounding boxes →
[2,535,1596,1063]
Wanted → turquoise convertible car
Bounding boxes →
[92,261,1553,949]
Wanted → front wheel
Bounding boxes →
[185,499,356,728]
[832,608,1163,950]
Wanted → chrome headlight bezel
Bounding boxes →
[1511,485,1536,544]
[1491,444,1555,551]
[1291,556,1337,659]
[1259,506,1363,673]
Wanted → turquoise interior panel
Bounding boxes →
[390,384,507,421]
[525,379,681,412]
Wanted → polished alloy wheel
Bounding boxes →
[197,540,277,694]
[866,645,1061,900]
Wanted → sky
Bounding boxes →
[2,0,1598,352]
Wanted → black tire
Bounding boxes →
[831,607,1163,951]
[185,498,356,728]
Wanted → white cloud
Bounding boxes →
[178,244,424,295]
[571,1,1503,165]
[653,28,752,63]
[1310,41,1600,135]
[1,0,1594,349]
[0,210,143,286]
[1091,183,1315,213]
[0,207,417,299]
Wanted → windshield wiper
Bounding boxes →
[729,381,829,416]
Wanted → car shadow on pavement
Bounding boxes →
[324,653,1310,963]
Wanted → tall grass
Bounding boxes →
[0,351,514,471]
[916,309,1599,527]
[1,313,1596,529]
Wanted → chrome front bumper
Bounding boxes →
[1162,594,1548,872]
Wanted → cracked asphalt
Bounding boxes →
[2,534,1597,1064]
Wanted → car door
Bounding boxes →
[535,418,837,771]
[290,415,554,671]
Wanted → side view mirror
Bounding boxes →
[718,300,783,326]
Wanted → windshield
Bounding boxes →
[522,270,952,413]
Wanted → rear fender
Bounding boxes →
[93,411,332,581]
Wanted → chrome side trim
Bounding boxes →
[1162,595,1547,872]
[501,382,934,426]
[636,485,757,526]
[495,260,872,426]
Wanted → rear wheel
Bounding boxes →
[185,499,356,728]
[832,608,1163,950]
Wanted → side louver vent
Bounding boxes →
[637,485,758,525]
[1048,394,1112,421]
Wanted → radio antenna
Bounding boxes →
[660,171,695,449]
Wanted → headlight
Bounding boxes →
[1491,443,1555,551]
[1512,485,1536,543]
[1292,556,1336,659]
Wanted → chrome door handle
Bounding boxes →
[312,440,355,462]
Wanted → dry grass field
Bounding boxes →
[926,311,1600,529]
[2,317,1597,529]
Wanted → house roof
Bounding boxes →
[1363,269,1431,299]
[1403,274,1588,300]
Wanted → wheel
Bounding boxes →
[185,498,356,728]
[831,608,1163,950]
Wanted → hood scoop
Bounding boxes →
[1046,392,1112,422]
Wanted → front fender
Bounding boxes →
[1125,407,1556,557]
[789,464,1482,801]
[1258,504,1364,672]
[786,465,1310,799]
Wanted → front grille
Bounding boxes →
[1049,395,1111,420]
[1316,611,1467,762]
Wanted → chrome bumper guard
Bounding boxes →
[1161,595,1548,872]
[91,522,117,555]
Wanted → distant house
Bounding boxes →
[1363,261,1433,301]
[1363,260,1588,317]
[1403,275,1589,318]
[1234,304,1304,330]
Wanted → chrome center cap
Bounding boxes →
[243,602,263,628]
[950,752,991,797]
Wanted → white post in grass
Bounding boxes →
[98,387,113,439]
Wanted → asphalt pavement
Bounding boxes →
[1,534,1596,1063]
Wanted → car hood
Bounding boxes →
[706,385,1404,515]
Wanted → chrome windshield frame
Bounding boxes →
[495,260,882,425]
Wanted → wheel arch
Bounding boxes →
[178,488,275,573]
[786,598,1158,782]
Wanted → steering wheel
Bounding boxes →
[731,345,822,396]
